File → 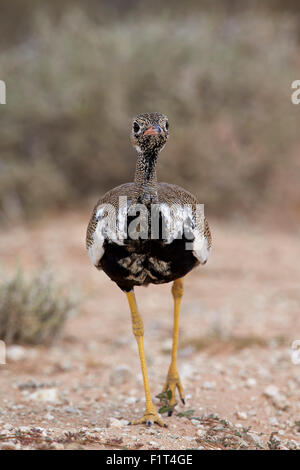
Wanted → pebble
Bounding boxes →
[50,442,65,450]
[249,432,263,447]
[269,417,279,426]
[124,397,138,405]
[236,411,247,420]
[149,441,158,446]
[108,417,128,428]
[286,440,299,450]
[272,394,289,411]
[18,426,31,433]
[245,378,257,388]
[27,388,61,404]
[63,406,79,414]
[264,385,279,398]
[202,381,216,390]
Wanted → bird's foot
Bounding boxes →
[163,366,185,416]
[129,407,167,428]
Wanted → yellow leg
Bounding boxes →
[163,278,185,414]
[126,291,166,427]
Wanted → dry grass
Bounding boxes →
[0,9,299,222]
[0,269,76,345]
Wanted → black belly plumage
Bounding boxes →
[100,237,199,292]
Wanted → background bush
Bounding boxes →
[0,4,299,223]
[0,269,76,345]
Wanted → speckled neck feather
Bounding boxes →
[133,149,159,204]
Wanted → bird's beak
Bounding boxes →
[143,125,164,136]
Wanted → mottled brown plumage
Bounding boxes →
[86,113,211,278]
[86,113,211,426]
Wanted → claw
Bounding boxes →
[162,368,185,412]
[129,409,166,428]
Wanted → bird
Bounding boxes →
[86,112,211,427]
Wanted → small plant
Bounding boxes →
[177,409,195,418]
[0,269,77,345]
[267,432,280,450]
[156,391,173,415]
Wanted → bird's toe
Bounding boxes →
[128,408,166,428]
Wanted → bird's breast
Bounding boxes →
[100,238,199,290]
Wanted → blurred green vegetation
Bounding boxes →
[0,3,299,223]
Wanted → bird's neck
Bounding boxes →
[133,149,159,204]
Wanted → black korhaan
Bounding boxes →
[86,112,211,427]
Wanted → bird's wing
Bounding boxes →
[86,183,135,267]
[157,183,212,264]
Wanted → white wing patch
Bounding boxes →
[159,203,210,264]
[159,203,195,244]
[192,234,210,265]
[88,200,210,267]
[88,205,125,267]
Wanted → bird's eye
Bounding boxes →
[133,122,140,133]
[165,121,169,131]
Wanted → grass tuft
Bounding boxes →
[0,269,76,345]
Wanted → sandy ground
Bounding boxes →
[0,211,300,450]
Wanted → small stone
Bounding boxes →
[264,385,279,398]
[269,417,279,426]
[149,441,158,446]
[109,365,132,386]
[50,442,65,450]
[63,406,79,414]
[272,395,289,411]
[202,381,216,390]
[124,397,138,405]
[236,411,247,420]
[245,378,257,388]
[45,412,54,421]
[27,388,61,403]
[108,417,128,428]
[197,429,206,438]
[18,426,31,433]
[249,432,263,447]
[286,440,299,450]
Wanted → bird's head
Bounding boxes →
[131,112,169,155]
